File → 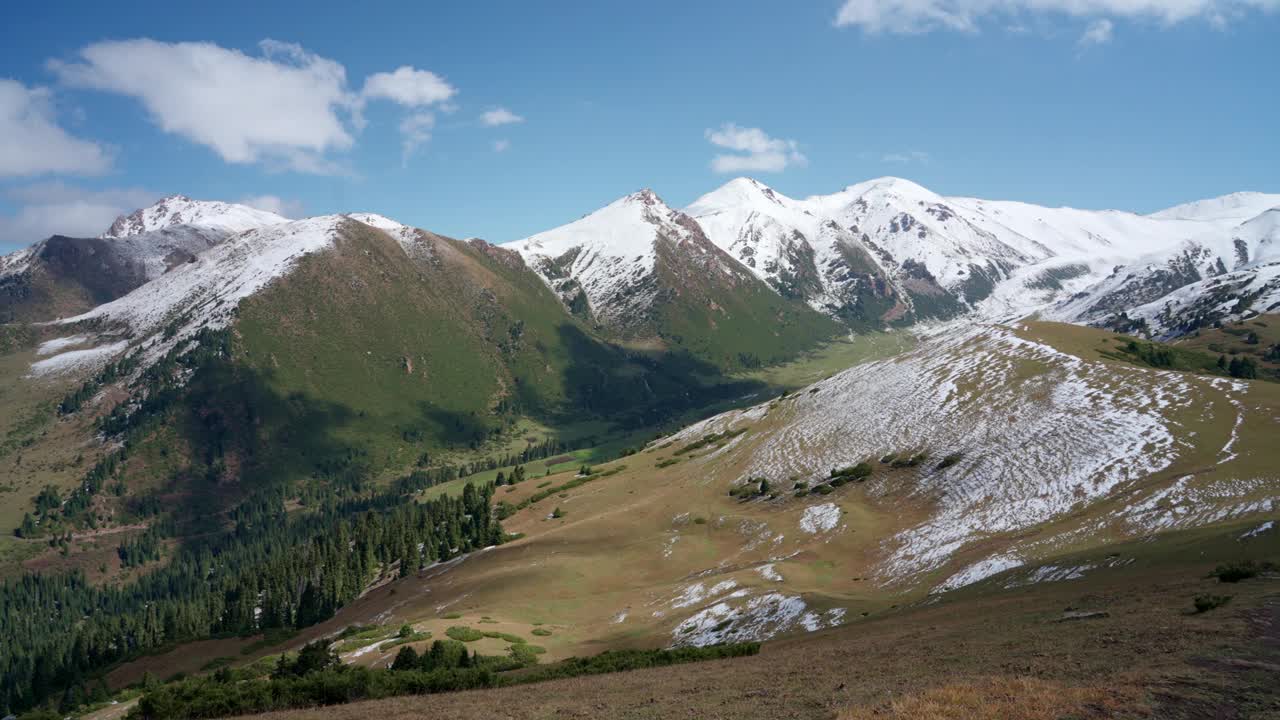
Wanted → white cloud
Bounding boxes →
[399,112,436,165]
[705,123,807,174]
[361,66,456,107]
[833,0,1279,34]
[480,107,524,126]
[0,183,155,246]
[492,139,511,152]
[48,39,460,173]
[0,79,111,178]
[361,67,456,166]
[50,39,357,173]
[1079,18,1115,44]
[882,150,931,164]
[238,194,305,218]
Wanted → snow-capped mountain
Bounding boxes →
[686,177,1280,336]
[1,196,290,323]
[64,215,350,339]
[100,195,288,240]
[506,190,690,329]
[1147,191,1280,223]
[507,190,789,330]
[10,180,1280,381]
[685,178,906,327]
[506,189,839,363]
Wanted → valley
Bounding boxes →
[1,182,1277,720]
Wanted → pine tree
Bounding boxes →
[392,646,419,671]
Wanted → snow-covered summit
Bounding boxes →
[507,190,700,327]
[67,215,349,339]
[101,195,288,240]
[510,189,681,265]
[1149,192,1280,223]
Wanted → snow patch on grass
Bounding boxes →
[799,502,841,534]
[1240,520,1274,540]
[36,334,90,355]
[934,552,1024,593]
[27,340,128,377]
[756,564,783,582]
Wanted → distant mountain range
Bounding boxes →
[5,179,1276,353]
[512,176,1280,339]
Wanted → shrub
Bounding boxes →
[830,462,873,482]
[508,643,540,666]
[445,626,484,642]
[1209,560,1272,583]
[531,628,552,636]
[674,428,748,456]
[127,642,761,720]
[891,451,929,468]
[1193,594,1232,613]
[935,452,964,470]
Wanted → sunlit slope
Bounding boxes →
[318,320,1277,664]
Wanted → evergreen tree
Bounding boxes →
[391,646,419,671]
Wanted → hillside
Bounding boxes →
[58,319,1280,720]
[248,320,1275,652]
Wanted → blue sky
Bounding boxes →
[1,0,1277,253]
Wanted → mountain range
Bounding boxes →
[5,177,1277,367]
[1,177,1277,719]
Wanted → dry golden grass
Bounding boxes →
[837,676,1148,720]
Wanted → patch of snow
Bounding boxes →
[662,535,680,558]
[1005,563,1094,588]
[671,580,738,609]
[670,592,844,647]
[27,340,128,377]
[934,552,1025,593]
[1240,520,1274,540]
[799,503,841,534]
[756,564,784,582]
[36,334,89,355]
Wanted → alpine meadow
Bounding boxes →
[1,3,1278,720]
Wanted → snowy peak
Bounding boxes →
[687,177,797,216]
[506,190,693,327]
[1149,191,1280,223]
[69,214,350,339]
[508,188,788,333]
[1234,207,1280,265]
[101,195,289,239]
[510,189,690,263]
[826,176,937,203]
